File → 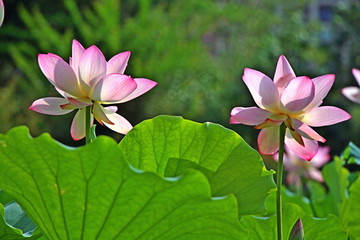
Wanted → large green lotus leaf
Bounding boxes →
[118,115,275,215]
[0,202,42,240]
[0,190,15,205]
[340,176,360,239]
[302,214,347,240]
[0,126,242,240]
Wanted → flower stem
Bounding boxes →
[85,106,92,144]
[277,123,286,240]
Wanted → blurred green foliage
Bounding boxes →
[0,0,357,150]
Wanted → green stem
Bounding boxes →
[277,123,286,240]
[85,106,92,144]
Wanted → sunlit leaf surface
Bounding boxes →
[0,126,242,239]
[119,115,276,215]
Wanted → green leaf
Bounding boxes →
[0,202,41,239]
[342,145,351,160]
[323,157,349,205]
[310,157,349,217]
[238,203,303,239]
[307,181,332,217]
[0,190,15,205]
[265,187,312,216]
[0,126,242,240]
[4,202,37,237]
[349,142,360,165]
[340,176,360,239]
[302,214,347,240]
[119,115,276,215]
[238,203,347,240]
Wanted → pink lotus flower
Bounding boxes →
[230,55,351,160]
[342,68,360,103]
[274,146,330,186]
[30,40,157,140]
[0,0,4,27]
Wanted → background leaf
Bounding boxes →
[118,115,276,215]
[238,203,303,239]
[265,188,312,215]
[309,157,349,217]
[238,203,347,240]
[302,214,347,240]
[4,202,38,237]
[348,142,360,165]
[0,126,242,239]
[0,202,41,239]
[340,175,360,240]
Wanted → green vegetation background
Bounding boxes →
[0,0,359,154]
